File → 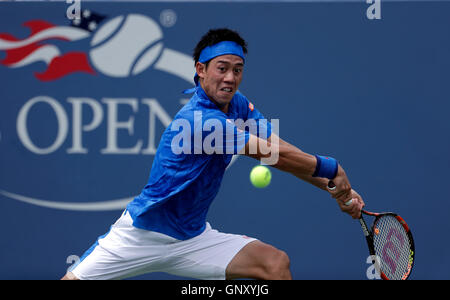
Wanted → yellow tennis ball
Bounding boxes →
[250,165,272,188]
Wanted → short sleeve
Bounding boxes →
[238,93,272,140]
[194,111,250,155]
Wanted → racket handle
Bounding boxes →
[327,180,336,191]
[328,180,353,206]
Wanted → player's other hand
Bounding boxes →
[327,165,352,199]
[327,166,352,203]
[326,166,364,218]
[336,189,365,219]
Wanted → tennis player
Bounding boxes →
[62,28,364,280]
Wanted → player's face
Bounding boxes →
[196,54,244,112]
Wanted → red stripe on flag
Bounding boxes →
[0,20,55,43]
[0,43,45,66]
[23,20,56,36]
[0,33,19,42]
[35,52,96,81]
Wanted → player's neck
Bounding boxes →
[198,82,230,113]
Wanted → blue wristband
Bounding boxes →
[312,155,338,179]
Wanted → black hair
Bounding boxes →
[193,28,248,64]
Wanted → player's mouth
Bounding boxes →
[220,87,233,93]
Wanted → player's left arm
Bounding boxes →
[241,133,330,191]
[275,138,365,218]
[275,137,330,190]
[240,133,364,218]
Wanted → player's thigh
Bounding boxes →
[68,211,171,280]
[225,240,291,280]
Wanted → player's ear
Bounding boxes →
[196,62,206,79]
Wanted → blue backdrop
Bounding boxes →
[1,1,449,280]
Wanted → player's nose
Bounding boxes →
[223,70,235,84]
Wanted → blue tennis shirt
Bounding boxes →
[126,86,272,240]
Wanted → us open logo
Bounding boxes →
[0,11,240,211]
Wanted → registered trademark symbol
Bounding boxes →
[160,9,177,28]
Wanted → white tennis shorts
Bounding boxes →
[69,210,257,280]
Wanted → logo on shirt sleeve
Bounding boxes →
[248,102,254,111]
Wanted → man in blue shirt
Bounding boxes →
[63,28,364,280]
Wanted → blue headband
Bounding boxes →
[198,40,245,63]
[191,41,245,86]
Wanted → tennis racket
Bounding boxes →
[328,181,415,280]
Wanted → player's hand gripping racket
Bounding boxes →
[328,181,415,280]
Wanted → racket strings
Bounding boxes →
[372,215,412,280]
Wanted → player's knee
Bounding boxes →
[60,272,79,280]
[262,249,291,280]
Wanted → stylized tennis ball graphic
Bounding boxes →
[89,14,163,77]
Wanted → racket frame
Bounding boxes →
[360,210,415,280]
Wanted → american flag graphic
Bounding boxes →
[0,10,105,81]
